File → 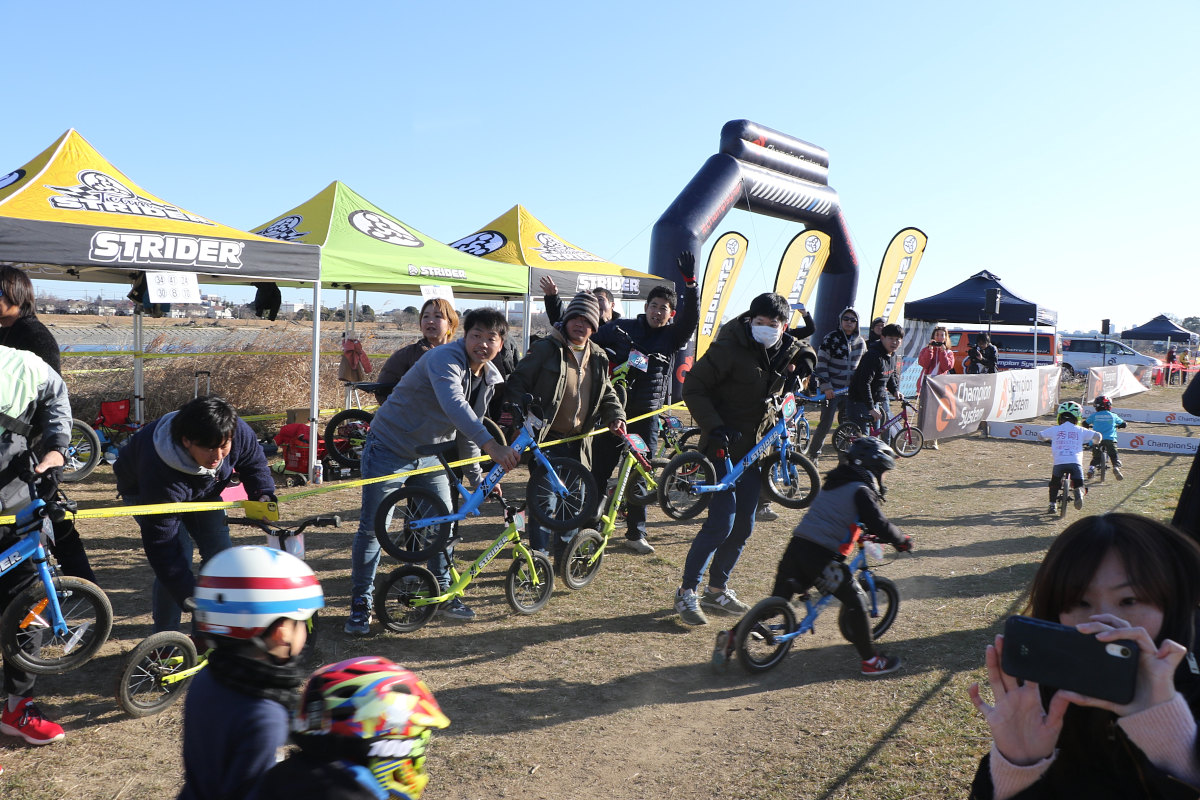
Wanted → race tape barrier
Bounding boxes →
[983,422,1198,455]
[1,402,689,524]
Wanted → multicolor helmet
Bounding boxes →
[1094,395,1112,411]
[1057,400,1083,422]
[194,546,324,640]
[295,657,450,799]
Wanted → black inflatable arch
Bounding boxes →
[650,120,861,393]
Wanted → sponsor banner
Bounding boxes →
[871,227,927,324]
[773,231,830,328]
[1111,408,1200,426]
[984,422,1198,455]
[919,366,1061,439]
[697,232,748,359]
[1084,365,1149,403]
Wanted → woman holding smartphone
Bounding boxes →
[967,513,1200,799]
[916,326,954,449]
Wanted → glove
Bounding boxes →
[813,562,843,595]
[893,536,913,553]
[710,425,742,444]
[182,597,197,613]
[677,251,697,283]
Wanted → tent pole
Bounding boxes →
[523,292,533,352]
[133,311,144,424]
[309,282,322,482]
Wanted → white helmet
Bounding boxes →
[194,546,324,640]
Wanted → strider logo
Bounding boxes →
[903,234,917,254]
[367,739,419,758]
[449,231,507,256]
[532,233,602,263]
[0,169,25,191]
[255,215,308,241]
[89,231,244,270]
[348,210,422,247]
[48,170,213,224]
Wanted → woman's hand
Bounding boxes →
[969,634,1069,766]
[1059,615,1185,716]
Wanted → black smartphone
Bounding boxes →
[1001,615,1140,704]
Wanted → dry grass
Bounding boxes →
[2,377,1195,800]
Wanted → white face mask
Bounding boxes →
[751,324,783,347]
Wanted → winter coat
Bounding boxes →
[591,284,699,416]
[505,328,624,469]
[917,343,955,393]
[0,345,71,511]
[791,465,905,555]
[544,293,620,326]
[1172,379,1200,544]
[849,340,901,407]
[683,315,814,462]
[0,315,61,375]
[813,327,867,394]
[375,339,433,394]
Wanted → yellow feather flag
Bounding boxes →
[871,227,928,324]
[696,232,749,359]
[774,231,831,328]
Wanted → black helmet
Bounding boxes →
[848,436,896,475]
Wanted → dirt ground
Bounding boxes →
[2,383,1195,800]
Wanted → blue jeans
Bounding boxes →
[680,463,760,592]
[129,502,230,633]
[351,437,451,600]
[526,438,583,554]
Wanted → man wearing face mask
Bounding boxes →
[673,293,815,625]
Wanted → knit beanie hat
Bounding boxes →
[563,291,600,332]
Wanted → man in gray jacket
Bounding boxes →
[806,307,866,461]
[345,308,519,634]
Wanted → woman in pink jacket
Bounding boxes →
[917,326,955,449]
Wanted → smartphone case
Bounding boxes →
[1001,615,1139,705]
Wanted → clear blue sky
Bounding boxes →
[4,1,1195,332]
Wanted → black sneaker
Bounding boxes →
[861,654,901,676]
[439,597,476,622]
[343,596,371,636]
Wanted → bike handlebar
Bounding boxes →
[230,514,343,534]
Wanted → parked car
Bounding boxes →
[946,328,1060,372]
[1060,336,1160,378]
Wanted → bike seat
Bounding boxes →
[348,381,390,392]
[416,440,458,457]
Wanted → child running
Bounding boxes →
[1083,395,1127,481]
[763,436,912,676]
[1038,401,1101,514]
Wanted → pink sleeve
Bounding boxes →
[988,744,1055,800]
[1117,693,1200,787]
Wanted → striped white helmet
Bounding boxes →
[194,546,324,640]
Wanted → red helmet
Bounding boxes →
[1094,395,1112,411]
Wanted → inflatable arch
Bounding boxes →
[649,120,861,393]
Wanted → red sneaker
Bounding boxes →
[1,698,65,745]
[861,654,902,676]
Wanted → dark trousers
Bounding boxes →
[0,554,37,696]
[1050,463,1085,502]
[47,517,96,583]
[806,396,848,458]
[527,437,584,554]
[1088,440,1122,468]
[591,415,658,541]
[770,536,875,660]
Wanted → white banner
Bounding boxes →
[983,422,1198,455]
[1085,365,1150,403]
[1112,408,1200,426]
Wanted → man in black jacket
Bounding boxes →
[590,253,700,554]
[848,323,904,444]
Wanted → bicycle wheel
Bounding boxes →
[626,458,668,506]
[1059,476,1070,519]
[657,451,715,521]
[324,409,373,468]
[526,455,599,533]
[1098,451,1108,483]
[832,422,862,454]
[892,425,924,458]
[115,631,199,717]
[676,427,701,453]
[560,528,604,590]
[374,486,453,563]
[61,419,101,483]
[505,551,554,614]
[759,450,820,509]
[613,383,628,409]
[734,596,797,674]
[374,565,441,633]
[789,420,811,455]
[838,575,900,641]
[1,576,113,675]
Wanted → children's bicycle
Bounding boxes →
[374,498,552,632]
[560,431,661,590]
[652,411,700,462]
[833,398,924,457]
[114,511,341,717]
[61,419,102,483]
[373,396,599,563]
[791,387,850,454]
[713,533,900,674]
[0,459,113,675]
[657,393,821,521]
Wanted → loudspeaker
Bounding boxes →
[985,288,1001,316]
[1101,319,1111,335]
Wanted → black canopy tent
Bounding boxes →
[902,270,1057,364]
[1120,315,1196,342]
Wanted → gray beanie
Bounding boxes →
[563,291,600,332]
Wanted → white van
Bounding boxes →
[1060,337,1160,379]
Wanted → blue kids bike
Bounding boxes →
[712,531,900,674]
[374,395,599,563]
[0,456,113,674]
[657,392,821,521]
